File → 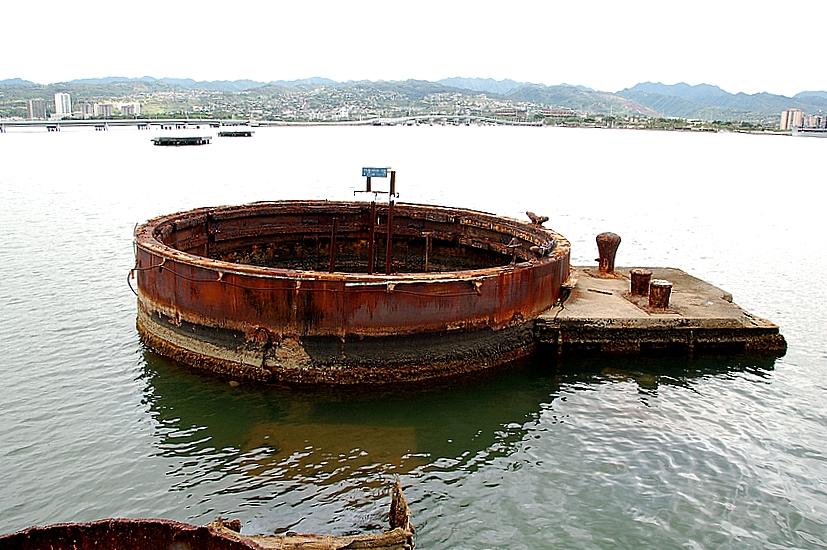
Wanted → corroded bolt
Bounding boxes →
[648,279,673,310]
[630,268,652,296]
[596,232,621,274]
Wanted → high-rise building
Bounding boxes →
[94,103,114,117]
[54,92,72,117]
[120,102,141,117]
[27,98,47,119]
[780,108,804,130]
[78,103,95,118]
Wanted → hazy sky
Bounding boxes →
[3,0,822,96]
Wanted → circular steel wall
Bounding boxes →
[134,201,570,384]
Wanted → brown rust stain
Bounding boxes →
[0,518,261,550]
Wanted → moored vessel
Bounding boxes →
[791,126,827,137]
[151,136,212,146]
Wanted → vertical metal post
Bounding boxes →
[424,233,431,272]
[329,217,338,273]
[649,279,673,310]
[387,170,397,275]
[205,212,213,258]
[386,200,394,275]
[630,268,652,296]
[366,177,372,192]
[596,232,621,275]
[368,202,376,274]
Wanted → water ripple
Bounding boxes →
[2,129,827,548]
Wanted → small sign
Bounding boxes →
[362,167,388,178]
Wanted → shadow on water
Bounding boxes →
[139,350,567,532]
[140,348,778,474]
[542,349,777,395]
[139,351,562,482]
[529,352,777,416]
[138,348,779,533]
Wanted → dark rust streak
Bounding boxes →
[386,200,394,275]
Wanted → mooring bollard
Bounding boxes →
[648,279,673,309]
[596,232,621,274]
[630,268,652,296]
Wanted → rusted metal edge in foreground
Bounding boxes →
[209,478,414,550]
[0,481,414,550]
[133,201,571,384]
[0,518,260,550]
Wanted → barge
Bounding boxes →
[791,126,827,137]
[218,130,254,137]
[151,136,212,146]
[132,200,570,384]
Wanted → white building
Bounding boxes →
[54,93,72,118]
[27,98,47,119]
[120,102,141,117]
[94,103,114,117]
[780,108,804,130]
[78,103,95,118]
[806,114,825,129]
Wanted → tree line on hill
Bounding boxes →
[2,76,824,124]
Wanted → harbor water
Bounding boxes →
[1,125,825,549]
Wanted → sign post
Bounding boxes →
[356,168,398,274]
[361,167,388,179]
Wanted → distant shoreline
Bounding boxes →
[0,79,810,127]
[0,116,791,136]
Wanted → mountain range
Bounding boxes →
[2,77,825,122]
[618,82,827,120]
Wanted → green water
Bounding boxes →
[1,126,825,548]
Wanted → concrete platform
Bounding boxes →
[535,267,787,356]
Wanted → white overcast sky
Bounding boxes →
[3,0,823,96]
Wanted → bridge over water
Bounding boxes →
[0,115,540,133]
[0,118,224,132]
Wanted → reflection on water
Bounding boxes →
[140,352,558,479]
[140,348,778,537]
[141,351,570,533]
[551,353,776,395]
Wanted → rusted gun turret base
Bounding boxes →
[137,306,536,385]
[133,201,570,385]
